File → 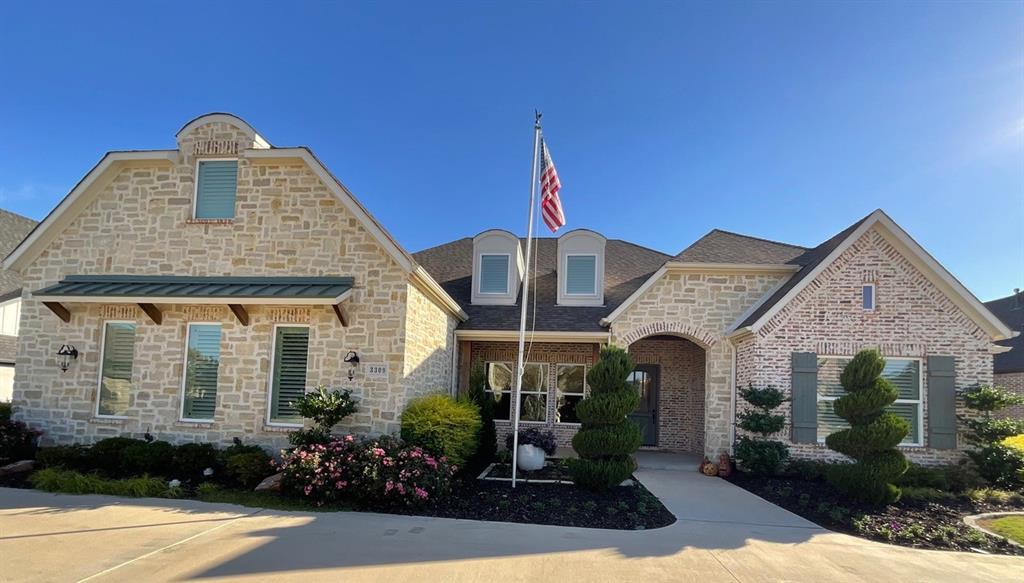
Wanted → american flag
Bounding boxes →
[539,138,565,232]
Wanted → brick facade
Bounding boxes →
[12,118,457,448]
[995,371,1024,420]
[628,336,705,452]
[737,227,995,466]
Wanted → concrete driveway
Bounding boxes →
[1,465,1020,583]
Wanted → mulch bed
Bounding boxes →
[398,475,676,530]
[483,460,573,482]
[728,473,1024,556]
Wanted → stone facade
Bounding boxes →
[609,272,788,456]
[12,118,457,448]
[628,336,706,453]
[994,371,1024,420]
[737,227,995,466]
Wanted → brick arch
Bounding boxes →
[618,321,717,349]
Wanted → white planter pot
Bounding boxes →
[516,444,545,471]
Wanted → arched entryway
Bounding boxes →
[627,335,707,453]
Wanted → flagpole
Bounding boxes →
[511,111,542,488]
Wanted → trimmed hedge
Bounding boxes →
[400,394,481,468]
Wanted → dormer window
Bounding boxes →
[557,229,605,306]
[472,230,524,305]
[194,159,238,219]
[479,254,510,294]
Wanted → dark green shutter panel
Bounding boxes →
[195,160,238,219]
[927,355,957,450]
[183,324,221,420]
[271,327,309,423]
[791,352,818,444]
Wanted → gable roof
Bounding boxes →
[0,208,38,299]
[674,229,807,264]
[413,238,670,332]
[985,292,1024,374]
[729,210,1012,340]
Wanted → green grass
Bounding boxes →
[980,515,1024,545]
[194,483,348,512]
[29,468,179,498]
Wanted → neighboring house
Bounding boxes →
[984,290,1024,419]
[0,210,38,401]
[3,113,1013,467]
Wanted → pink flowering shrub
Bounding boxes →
[279,435,456,508]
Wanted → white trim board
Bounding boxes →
[455,329,610,343]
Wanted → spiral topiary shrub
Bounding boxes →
[733,385,789,476]
[825,349,909,505]
[567,346,641,490]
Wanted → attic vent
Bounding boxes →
[193,140,241,156]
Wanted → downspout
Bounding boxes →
[448,325,459,398]
[729,341,737,454]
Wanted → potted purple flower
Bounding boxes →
[506,428,557,471]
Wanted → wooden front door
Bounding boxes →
[627,364,659,447]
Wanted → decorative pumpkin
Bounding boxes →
[718,453,732,477]
[701,459,719,476]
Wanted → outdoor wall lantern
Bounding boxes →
[56,344,79,373]
[344,350,360,381]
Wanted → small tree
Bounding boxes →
[289,384,358,446]
[733,385,789,475]
[962,385,1024,488]
[567,346,642,491]
[464,358,497,464]
[825,349,909,505]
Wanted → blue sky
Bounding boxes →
[0,2,1020,301]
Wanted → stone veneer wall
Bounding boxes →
[738,227,996,466]
[628,336,705,452]
[994,372,1024,420]
[403,283,458,402]
[609,272,789,457]
[13,119,453,448]
[467,341,599,449]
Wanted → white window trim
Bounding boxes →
[179,322,222,424]
[554,363,587,426]
[94,320,136,420]
[477,253,511,295]
[563,254,600,298]
[192,157,238,220]
[862,283,876,311]
[265,323,310,428]
[816,355,924,447]
[0,297,21,336]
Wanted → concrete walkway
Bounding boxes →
[1,465,1021,582]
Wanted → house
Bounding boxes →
[4,113,1014,466]
[0,209,38,401]
[984,290,1024,419]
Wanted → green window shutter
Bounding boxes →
[926,355,957,450]
[791,352,818,443]
[98,323,136,416]
[271,327,309,423]
[479,254,509,294]
[183,324,221,420]
[565,255,597,295]
[195,160,238,219]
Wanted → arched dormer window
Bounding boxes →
[557,229,606,306]
[472,230,524,305]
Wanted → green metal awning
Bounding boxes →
[33,275,355,326]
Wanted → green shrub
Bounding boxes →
[734,384,789,476]
[121,441,175,476]
[36,445,91,470]
[734,437,790,476]
[963,385,1024,413]
[463,358,497,466]
[895,464,948,490]
[292,384,358,430]
[943,459,985,492]
[29,468,172,498]
[287,427,333,447]
[225,451,274,489]
[825,349,908,505]
[0,417,40,463]
[962,418,1024,445]
[400,394,481,468]
[784,459,831,481]
[172,442,219,482]
[968,444,1024,489]
[898,486,956,503]
[0,402,11,421]
[88,437,147,475]
[568,346,640,491]
[967,487,1024,506]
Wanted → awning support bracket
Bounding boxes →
[332,303,349,327]
[229,304,250,326]
[138,303,163,325]
[42,301,71,323]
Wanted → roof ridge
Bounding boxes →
[412,237,471,256]
[707,228,807,250]
[610,239,673,259]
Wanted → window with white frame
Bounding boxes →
[97,322,137,417]
[555,364,586,423]
[564,255,597,296]
[0,298,20,336]
[181,323,222,421]
[194,159,238,219]
[816,356,922,446]
[268,326,309,425]
[478,254,510,295]
[485,362,547,422]
[862,284,876,311]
